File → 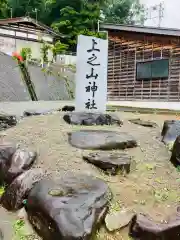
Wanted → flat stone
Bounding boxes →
[161,120,180,144]
[105,209,134,231]
[129,212,180,240]
[129,118,157,128]
[63,112,122,126]
[26,174,111,240]
[68,130,137,150]
[83,152,131,175]
[23,109,53,117]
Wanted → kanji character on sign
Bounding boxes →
[87,39,100,53]
[85,81,98,97]
[87,54,100,66]
[86,68,98,79]
[85,99,97,109]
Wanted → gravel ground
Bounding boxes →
[1,111,180,240]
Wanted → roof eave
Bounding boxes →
[100,23,180,37]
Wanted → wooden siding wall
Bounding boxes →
[107,31,180,101]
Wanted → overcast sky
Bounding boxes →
[140,0,180,29]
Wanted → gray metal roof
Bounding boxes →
[100,23,180,37]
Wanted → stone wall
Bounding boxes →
[0,52,75,101]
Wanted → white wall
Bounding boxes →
[0,27,53,59]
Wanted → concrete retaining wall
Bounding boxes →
[0,52,75,101]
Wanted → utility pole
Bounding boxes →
[10,8,12,18]
[145,2,164,27]
[158,2,164,27]
[35,8,38,22]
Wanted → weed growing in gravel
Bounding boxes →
[13,219,27,240]
[0,186,5,196]
[13,219,34,240]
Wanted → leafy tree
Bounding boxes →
[0,0,9,18]
[7,0,45,19]
[51,3,103,50]
[103,0,145,24]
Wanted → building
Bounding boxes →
[0,17,62,59]
[100,23,180,101]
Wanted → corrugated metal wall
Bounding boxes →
[107,31,180,101]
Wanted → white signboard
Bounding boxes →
[75,35,108,112]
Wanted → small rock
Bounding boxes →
[0,113,17,131]
[105,209,134,231]
[129,119,157,128]
[63,112,122,126]
[23,109,53,117]
[61,105,75,112]
[83,152,131,175]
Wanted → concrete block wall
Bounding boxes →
[0,52,75,101]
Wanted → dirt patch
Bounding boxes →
[1,112,180,240]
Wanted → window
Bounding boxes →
[136,59,169,80]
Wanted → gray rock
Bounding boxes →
[26,174,112,240]
[68,130,137,150]
[129,118,157,128]
[162,120,180,145]
[0,142,17,184]
[61,105,75,112]
[0,113,17,131]
[23,109,53,117]
[129,211,180,240]
[1,169,45,211]
[170,135,180,167]
[63,112,122,126]
[83,152,131,175]
[5,149,37,184]
[105,209,134,231]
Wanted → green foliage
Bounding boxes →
[0,0,145,50]
[13,220,27,240]
[103,0,145,25]
[20,48,32,61]
[40,41,51,63]
[51,40,69,60]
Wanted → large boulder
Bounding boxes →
[129,212,180,240]
[170,135,180,166]
[0,113,17,131]
[26,174,111,240]
[63,112,122,126]
[161,120,180,145]
[83,152,131,175]
[129,119,157,128]
[0,169,45,211]
[68,130,137,150]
